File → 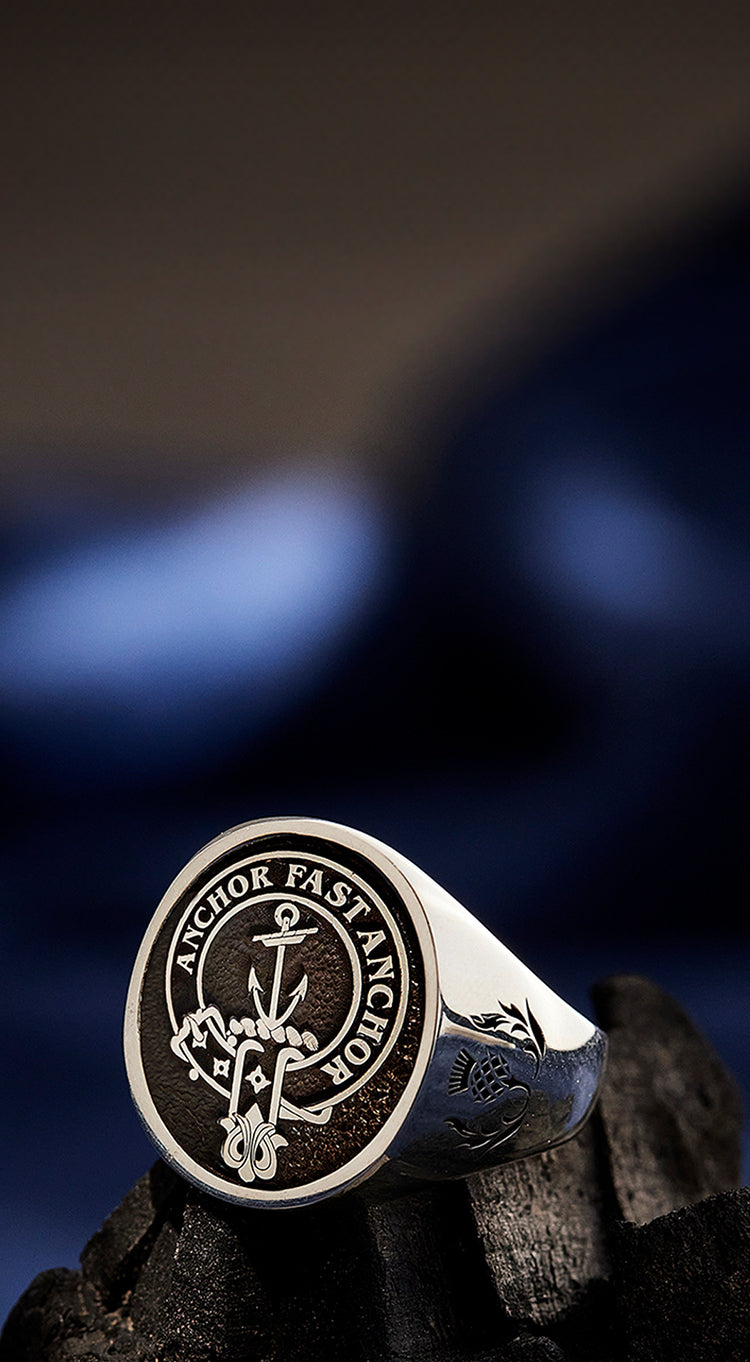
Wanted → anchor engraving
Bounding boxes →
[172,901,331,1185]
[248,902,314,1033]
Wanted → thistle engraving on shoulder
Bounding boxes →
[445,998,546,1153]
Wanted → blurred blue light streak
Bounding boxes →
[518,458,750,648]
[0,466,389,771]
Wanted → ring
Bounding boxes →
[124,816,607,1207]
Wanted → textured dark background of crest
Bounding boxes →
[2,1,750,1328]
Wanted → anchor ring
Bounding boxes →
[124,816,607,1207]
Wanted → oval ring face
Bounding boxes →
[125,819,437,1205]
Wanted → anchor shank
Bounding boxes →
[268,942,288,1027]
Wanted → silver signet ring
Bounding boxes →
[124,817,607,1207]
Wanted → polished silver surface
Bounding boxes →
[124,816,607,1207]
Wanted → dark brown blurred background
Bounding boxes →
[3,2,750,486]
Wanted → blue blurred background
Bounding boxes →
[3,3,750,1326]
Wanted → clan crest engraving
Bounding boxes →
[131,835,428,1201]
[170,901,330,1185]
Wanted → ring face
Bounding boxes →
[125,820,436,1206]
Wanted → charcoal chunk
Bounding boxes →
[80,1159,182,1303]
[612,1188,750,1362]
[1,977,745,1362]
[592,976,742,1223]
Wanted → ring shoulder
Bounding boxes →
[375,851,607,1181]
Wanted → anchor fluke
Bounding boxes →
[273,972,309,1028]
[248,965,264,996]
